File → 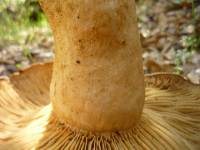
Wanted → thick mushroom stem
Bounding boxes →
[39,0,144,132]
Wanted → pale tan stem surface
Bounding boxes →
[39,0,144,132]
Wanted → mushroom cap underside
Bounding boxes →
[0,62,199,150]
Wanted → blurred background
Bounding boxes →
[0,0,200,83]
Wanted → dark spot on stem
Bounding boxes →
[121,40,126,45]
[76,60,81,64]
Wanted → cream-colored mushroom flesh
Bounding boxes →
[40,0,144,132]
[0,0,200,150]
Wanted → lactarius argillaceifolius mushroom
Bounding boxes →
[0,0,200,149]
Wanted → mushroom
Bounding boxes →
[0,0,200,149]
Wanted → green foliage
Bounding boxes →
[175,35,200,73]
[23,46,33,60]
[184,0,200,52]
[0,0,48,45]
[15,63,23,69]
[175,0,199,73]
[175,49,192,74]
[185,35,200,52]
[24,0,47,26]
